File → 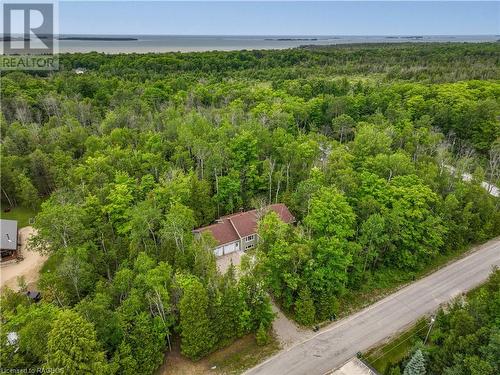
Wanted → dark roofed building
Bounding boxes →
[1,219,18,260]
[193,204,295,257]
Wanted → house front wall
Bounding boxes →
[214,240,240,256]
[214,246,224,257]
[241,233,258,251]
[213,235,260,257]
[223,241,239,254]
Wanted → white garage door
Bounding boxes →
[223,241,239,255]
[214,246,224,257]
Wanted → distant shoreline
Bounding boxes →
[2,35,494,54]
[0,36,139,42]
[264,38,319,41]
[58,37,138,41]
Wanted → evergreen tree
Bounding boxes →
[215,267,246,343]
[295,287,316,326]
[15,173,39,209]
[178,275,214,359]
[45,310,109,374]
[121,313,165,374]
[111,342,137,375]
[315,291,339,321]
[2,43,500,375]
[256,322,270,346]
[404,349,426,375]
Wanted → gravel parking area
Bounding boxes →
[216,250,243,274]
[0,227,47,291]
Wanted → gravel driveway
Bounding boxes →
[216,250,313,348]
[216,250,243,274]
[271,301,313,348]
[0,227,47,291]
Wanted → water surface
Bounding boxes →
[58,35,498,54]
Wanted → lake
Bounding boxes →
[57,35,498,54]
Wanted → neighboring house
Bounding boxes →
[1,219,18,260]
[193,203,295,257]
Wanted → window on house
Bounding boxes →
[246,234,255,241]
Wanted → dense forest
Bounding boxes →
[1,43,499,373]
[385,269,500,375]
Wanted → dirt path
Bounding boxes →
[271,301,313,349]
[0,227,47,291]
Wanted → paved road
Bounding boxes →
[245,237,500,375]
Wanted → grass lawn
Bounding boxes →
[0,206,38,228]
[362,320,428,374]
[159,333,280,375]
[40,251,64,275]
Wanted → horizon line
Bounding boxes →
[18,33,500,37]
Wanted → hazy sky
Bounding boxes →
[55,1,500,35]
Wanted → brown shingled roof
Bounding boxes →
[194,203,295,246]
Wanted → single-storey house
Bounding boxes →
[1,219,18,260]
[193,203,295,257]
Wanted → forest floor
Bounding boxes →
[0,227,47,292]
[159,334,280,375]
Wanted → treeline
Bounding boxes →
[0,43,499,373]
[2,73,499,211]
[385,269,500,375]
[1,239,274,372]
[57,43,500,82]
[254,121,499,324]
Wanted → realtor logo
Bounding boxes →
[1,1,58,70]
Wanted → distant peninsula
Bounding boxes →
[264,38,319,41]
[58,37,138,41]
